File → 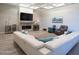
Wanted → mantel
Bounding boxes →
[20,21,34,24]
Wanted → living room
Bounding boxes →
[0,3,79,33]
[0,3,79,55]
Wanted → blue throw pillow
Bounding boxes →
[37,37,53,43]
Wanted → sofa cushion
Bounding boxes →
[45,34,67,50]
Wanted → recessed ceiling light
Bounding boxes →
[19,4,31,7]
[53,3,65,7]
[29,6,39,9]
[43,6,54,9]
[19,3,67,9]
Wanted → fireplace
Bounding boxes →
[22,25,32,30]
[20,21,34,30]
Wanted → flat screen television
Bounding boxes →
[20,12,33,21]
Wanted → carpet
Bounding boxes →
[0,34,26,55]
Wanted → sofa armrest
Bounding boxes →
[45,32,79,55]
[14,31,45,49]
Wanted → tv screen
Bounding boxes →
[20,13,33,21]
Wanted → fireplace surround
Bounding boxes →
[22,25,32,30]
[20,21,33,30]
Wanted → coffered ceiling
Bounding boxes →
[19,3,71,9]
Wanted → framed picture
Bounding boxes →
[52,17,63,23]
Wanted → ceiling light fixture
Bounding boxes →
[43,6,54,9]
[29,6,39,9]
[19,4,31,7]
[53,3,65,7]
[19,3,66,9]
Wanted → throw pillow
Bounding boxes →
[37,36,53,43]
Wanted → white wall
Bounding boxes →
[39,4,79,31]
[19,7,33,14]
[0,4,19,33]
[33,10,41,23]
